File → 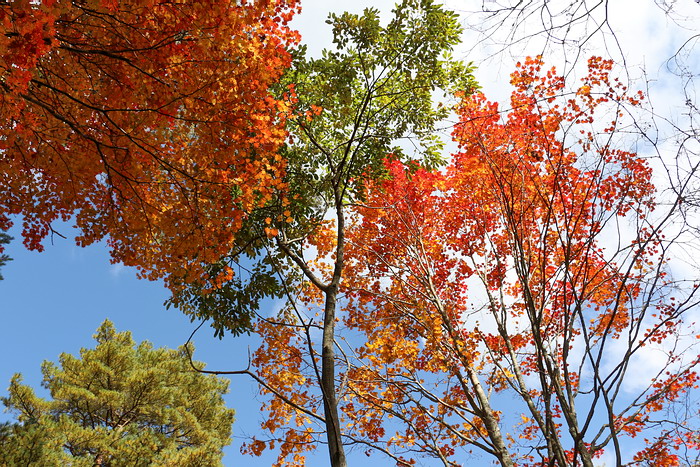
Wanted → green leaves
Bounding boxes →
[168,255,291,338]
[280,0,478,242]
[169,0,479,340]
[288,0,477,199]
[1,320,235,466]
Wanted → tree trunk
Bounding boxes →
[320,189,348,467]
[321,282,347,467]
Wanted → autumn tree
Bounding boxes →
[339,57,700,466]
[1,320,235,466]
[0,0,299,290]
[9,1,697,466]
[171,1,477,465]
[456,0,700,264]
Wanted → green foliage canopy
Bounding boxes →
[170,0,478,337]
[1,320,235,466]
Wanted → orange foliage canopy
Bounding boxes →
[0,0,299,288]
[341,57,698,465]
[246,57,698,466]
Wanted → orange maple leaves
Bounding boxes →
[331,57,695,465]
[0,0,299,290]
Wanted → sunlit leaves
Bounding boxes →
[338,57,699,465]
[231,1,478,464]
[0,0,299,292]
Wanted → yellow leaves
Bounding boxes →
[247,317,322,467]
[363,329,419,366]
[276,209,294,224]
[578,84,592,96]
[306,219,337,259]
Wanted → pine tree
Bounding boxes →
[1,320,235,466]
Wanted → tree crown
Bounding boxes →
[1,320,235,466]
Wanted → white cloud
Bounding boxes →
[109,262,126,278]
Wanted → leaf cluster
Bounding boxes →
[284,0,477,210]
[167,251,295,338]
[0,0,299,290]
[0,231,11,280]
